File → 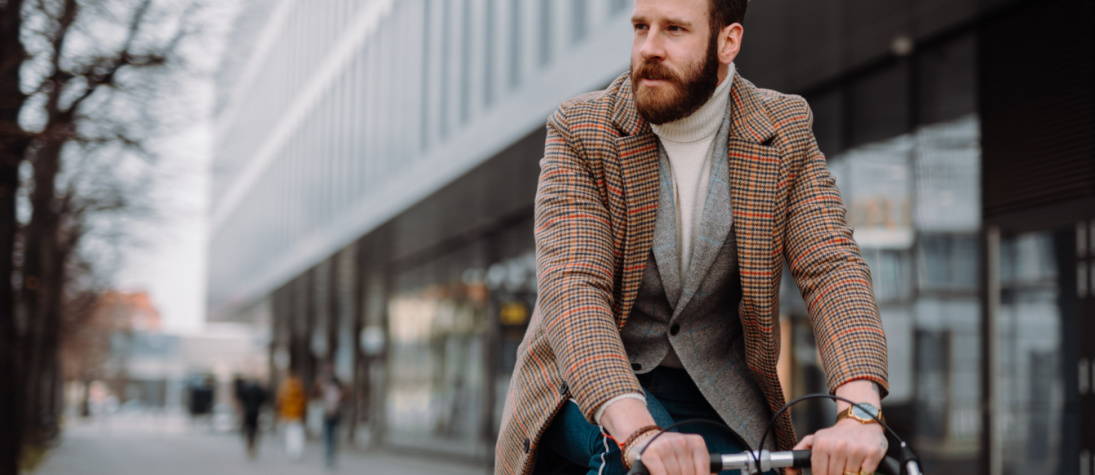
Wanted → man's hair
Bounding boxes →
[709,0,748,30]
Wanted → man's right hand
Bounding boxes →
[633,431,712,475]
[600,398,713,475]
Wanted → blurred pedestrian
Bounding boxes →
[314,366,345,469]
[236,379,268,459]
[277,373,307,461]
[187,373,216,429]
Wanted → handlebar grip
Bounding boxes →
[789,452,902,474]
[709,453,723,473]
[791,449,811,468]
[625,461,648,475]
[878,455,902,475]
[787,453,903,474]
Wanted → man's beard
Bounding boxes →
[631,34,721,125]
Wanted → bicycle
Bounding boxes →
[625,394,925,475]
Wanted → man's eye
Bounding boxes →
[633,23,648,31]
[667,25,684,32]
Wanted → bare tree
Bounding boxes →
[0,0,205,469]
[0,0,32,470]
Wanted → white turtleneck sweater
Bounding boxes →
[650,64,734,274]
[593,65,736,425]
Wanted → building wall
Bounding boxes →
[209,0,635,319]
[978,2,1095,473]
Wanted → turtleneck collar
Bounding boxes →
[650,63,735,144]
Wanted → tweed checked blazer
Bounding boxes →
[495,71,889,475]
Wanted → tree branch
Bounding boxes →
[45,0,78,99]
[63,0,157,115]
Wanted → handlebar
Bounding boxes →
[626,449,912,475]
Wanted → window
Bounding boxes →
[570,0,587,44]
[440,0,451,139]
[420,0,431,151]
[460,0,472,123]
[483,0,496,106]
[538,0,553,67]
[918,234,979,292]
[508,0,522,89]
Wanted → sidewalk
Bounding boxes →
[32,412,488,475]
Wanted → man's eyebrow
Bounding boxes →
[665,17,694,28]
[630,15,694,28]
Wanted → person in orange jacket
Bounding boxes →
[277,373,307,461]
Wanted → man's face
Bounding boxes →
[630,0,721,125]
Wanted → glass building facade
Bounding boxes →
[780,32,984,471]
[209,0,1094,471]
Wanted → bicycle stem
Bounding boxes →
[709,449,800,473]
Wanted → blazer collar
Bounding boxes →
[611,70,776,144]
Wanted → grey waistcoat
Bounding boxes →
[619,110,775,450]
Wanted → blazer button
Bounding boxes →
[670,324,680,336]
[559,383,569,396]
[632,363,642,371]
[523,438,531,453]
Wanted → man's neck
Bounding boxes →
[650,63,735,143]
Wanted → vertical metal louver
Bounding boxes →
[980,0,1095,218]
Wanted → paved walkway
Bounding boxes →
[33,413,488,475]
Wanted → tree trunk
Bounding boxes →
[40,234,74,440]
[0,0,30,471]
[21,137,65,448]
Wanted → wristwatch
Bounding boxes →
[836,402,884,425]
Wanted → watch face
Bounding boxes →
[852,404,879,420]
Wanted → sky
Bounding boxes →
[115,123,210,333]
[113,1,239,334]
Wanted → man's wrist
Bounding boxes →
[833,379,882,412]
[594,393,646,426]
[834,416,885,435]
[600,397,656,441]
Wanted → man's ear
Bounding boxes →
[718,23,744,64]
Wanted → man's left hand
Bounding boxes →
[785,418,888,475]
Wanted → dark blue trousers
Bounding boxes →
[537,366,767,475]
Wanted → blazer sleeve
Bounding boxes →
[533,104,643,422]
[783,97,890,399]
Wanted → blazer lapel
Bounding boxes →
[612,77,660,328]
[652,149,683,309]
[726,75,782,359]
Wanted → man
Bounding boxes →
[496,0,889,474]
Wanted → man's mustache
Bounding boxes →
[634,61,680,83]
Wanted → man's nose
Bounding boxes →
[638,31,666,62]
